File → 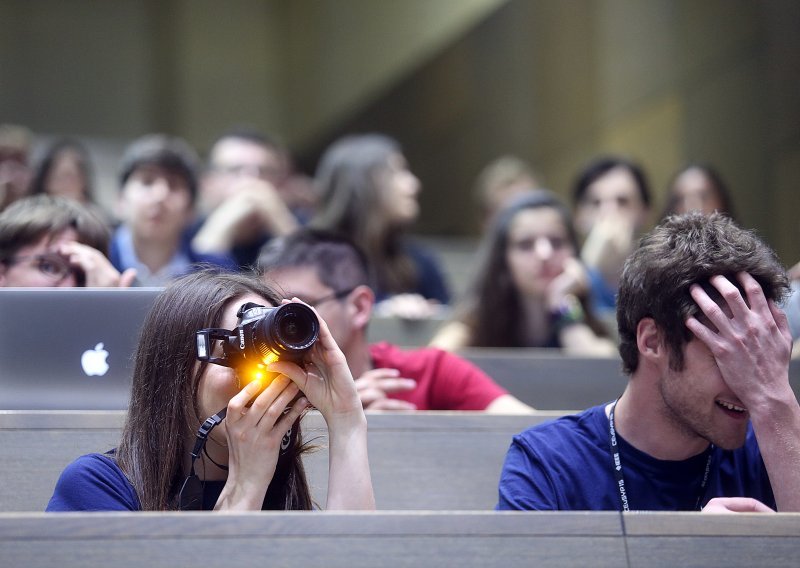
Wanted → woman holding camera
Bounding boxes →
[47,269,374,511]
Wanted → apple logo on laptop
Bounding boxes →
[81,343,110,377]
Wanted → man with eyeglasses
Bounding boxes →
[0,194,136,287]
[190,127,312,270]
[257,228,534,412]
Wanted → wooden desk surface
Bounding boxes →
[2,511,799,568]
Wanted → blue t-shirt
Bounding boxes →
[372,240,450,305]
[497,404,775,511]
[587,267,617,318]
[46,452,287,511]
[47,453,140,511]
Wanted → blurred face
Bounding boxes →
[0,228,82,287]
[204,138,286,208]
[196,293,273,432]
[505,207,575,298]
[263,266,354,353]
[575,167,648,235]
[377,153,420,226]
[659,337,750,450]
[0,145,31,205]
[45,150,87,202]
[119,165,192,243]
[670,168,723,216]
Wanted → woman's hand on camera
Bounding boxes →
[268,299,374,510]
[267,299,364,426]
[215,373,310,511]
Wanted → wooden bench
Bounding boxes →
[0,510,797,568]
[0,410,564,512]
[459,348,800,410]
[623,511,800,567]
[0,510,624,568]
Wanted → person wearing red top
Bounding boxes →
[258,228,534,412]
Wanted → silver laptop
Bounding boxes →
[0,287,163,410]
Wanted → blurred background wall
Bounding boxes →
[1,0,798,263]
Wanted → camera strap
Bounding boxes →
[178,406,298,511]
[179,408,227,511]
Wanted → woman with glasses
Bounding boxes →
[47,269,374,511]
[0,194,136,287]
[430,190,616,355]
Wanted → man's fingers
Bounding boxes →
[366,398,417,411]
[355,376,416,394]
[119,268,137,288]
[769,299,793,345]
[702,497,776,514]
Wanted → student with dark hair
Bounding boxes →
[110,134,235,285]
[430,190,615,355]
[0,194,135,287]
[660,162,737,221]
[30,138,95,204]
[258,229,532,413]
[498,213,800,512]
[572,156,651,317]
[29,137,115,226]
[190,127,302,269]
[310,133,450,319]
[47,269,374,511]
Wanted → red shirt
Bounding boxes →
[368,342,508,411]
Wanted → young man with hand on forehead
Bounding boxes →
[498,212,800,512]
[258,228,534,413]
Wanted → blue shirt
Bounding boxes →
[110,225,237,286]
[373,239,450,305]
[587,267,617,318]
[46,452,289,511]
[47,453,140,511]
[497,404,775,511]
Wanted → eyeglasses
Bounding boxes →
[4,253,79,284]
[307,287,356,308]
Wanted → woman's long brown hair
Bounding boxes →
[116,269,313,510]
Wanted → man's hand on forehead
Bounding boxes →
[685,272,792,407]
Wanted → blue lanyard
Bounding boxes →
[608,399,713,511]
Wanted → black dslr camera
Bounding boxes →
[196,301,319,370]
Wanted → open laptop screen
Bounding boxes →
[0,287,162,410]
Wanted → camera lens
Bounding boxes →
[276,308,316,346]
[250,303,319,362]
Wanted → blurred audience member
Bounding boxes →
[29,137,114,225]
[430,191,616,356]
[111,134,235,286]
[0,194,135,287]
[474,155,542,230]
[572,156,651,317]
[0,124,33,211]
[661,163,737,221]
[191,127,300,269]
[258,228,533,412]
[310,133,450,318]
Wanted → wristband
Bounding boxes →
[550,294,586,335]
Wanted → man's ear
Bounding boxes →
[349,284,374,331]
[636,317,664,363]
